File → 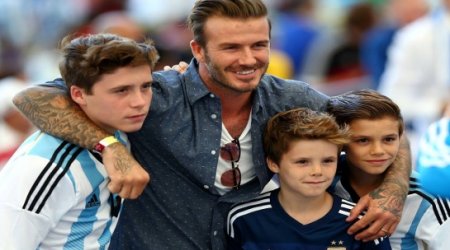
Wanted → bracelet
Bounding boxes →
[93,136,119,154]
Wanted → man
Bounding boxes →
[13,0,411,249]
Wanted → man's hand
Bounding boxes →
[346,190,403,241]
[102,143,150,199]
[163,61,188,73]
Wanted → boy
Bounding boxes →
[0,33,158,249]
[227,108,390,249]
[328,89,450,250]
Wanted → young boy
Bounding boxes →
[227,107,391,249]
[0,33,158,249]
[327,89,450,250]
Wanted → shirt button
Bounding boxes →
[211,150,216,155]
[203,185,209,189]
[211,114,217,119]
[213,231,218,236]
[210,93,215,98]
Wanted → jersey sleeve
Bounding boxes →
[415,197,450,249]
[0,155,77,249]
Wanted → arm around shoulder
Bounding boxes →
[13,83,110,149]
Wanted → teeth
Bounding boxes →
[237,69,255,75]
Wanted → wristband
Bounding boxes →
[93,136,119,154]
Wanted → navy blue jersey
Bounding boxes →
[227,189,390,250]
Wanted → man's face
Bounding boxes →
[192,16,270,95]
[72,65,153,133]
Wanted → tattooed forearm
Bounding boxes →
[371,135,411,217]
[13,86,110,149]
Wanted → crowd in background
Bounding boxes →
[0,0,448,169]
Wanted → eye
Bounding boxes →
[384,136,398,143]
[254,42,269,49]
[296,159,309,165]
[354,138,369,144]
[323,157,336,164]
[141,82,152,90]
[115,87,128,94]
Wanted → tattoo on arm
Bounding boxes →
[370,135,411,217]
[13,86,110,149]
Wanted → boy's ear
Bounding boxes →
[266,157,280,173]
[70,85,87,106]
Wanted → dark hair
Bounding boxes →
[264,108,349,164]
[59,33,159,93]
[188,0,270,47]
[327,89,404,136]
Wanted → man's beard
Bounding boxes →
[204,53,267,93]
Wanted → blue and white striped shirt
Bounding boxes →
[0,131,127,249]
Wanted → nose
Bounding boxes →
[130,90,148,108]
[239,47,257,65]
[370,142,385,155]
[310,163,323,176]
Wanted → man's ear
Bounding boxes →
[266,157,280,174]
[70,85,86,106]
[190,39,205,63]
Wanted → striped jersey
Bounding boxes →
[0,131,127,249]
[227,189,390,250]
[332,171,450,250]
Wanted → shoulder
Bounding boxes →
[257,74,330,111]
[407,174,450,224]
[227,192,272,221]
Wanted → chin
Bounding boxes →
[121,125,144,133]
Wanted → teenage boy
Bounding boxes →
[0,33,158,249]
[227,107,391,249]
[328,89,450,250]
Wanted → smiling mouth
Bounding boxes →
[236,69,256,75]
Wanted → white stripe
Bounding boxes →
[227,194,271,234]
[229,204,272,238]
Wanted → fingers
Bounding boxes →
[163,61,188,73]
[107,171,150,199]
[346,195,370,222]
[351,217,392,241]
[348,208,399,241]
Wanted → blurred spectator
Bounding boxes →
[271,0,321,78]
[378,0,450,162]
[323,2,376,84]
[80,10,146,41]
[361,0,429,89]
[300,2,377,96]
[0,38,35,170]
[0,77,34,169]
